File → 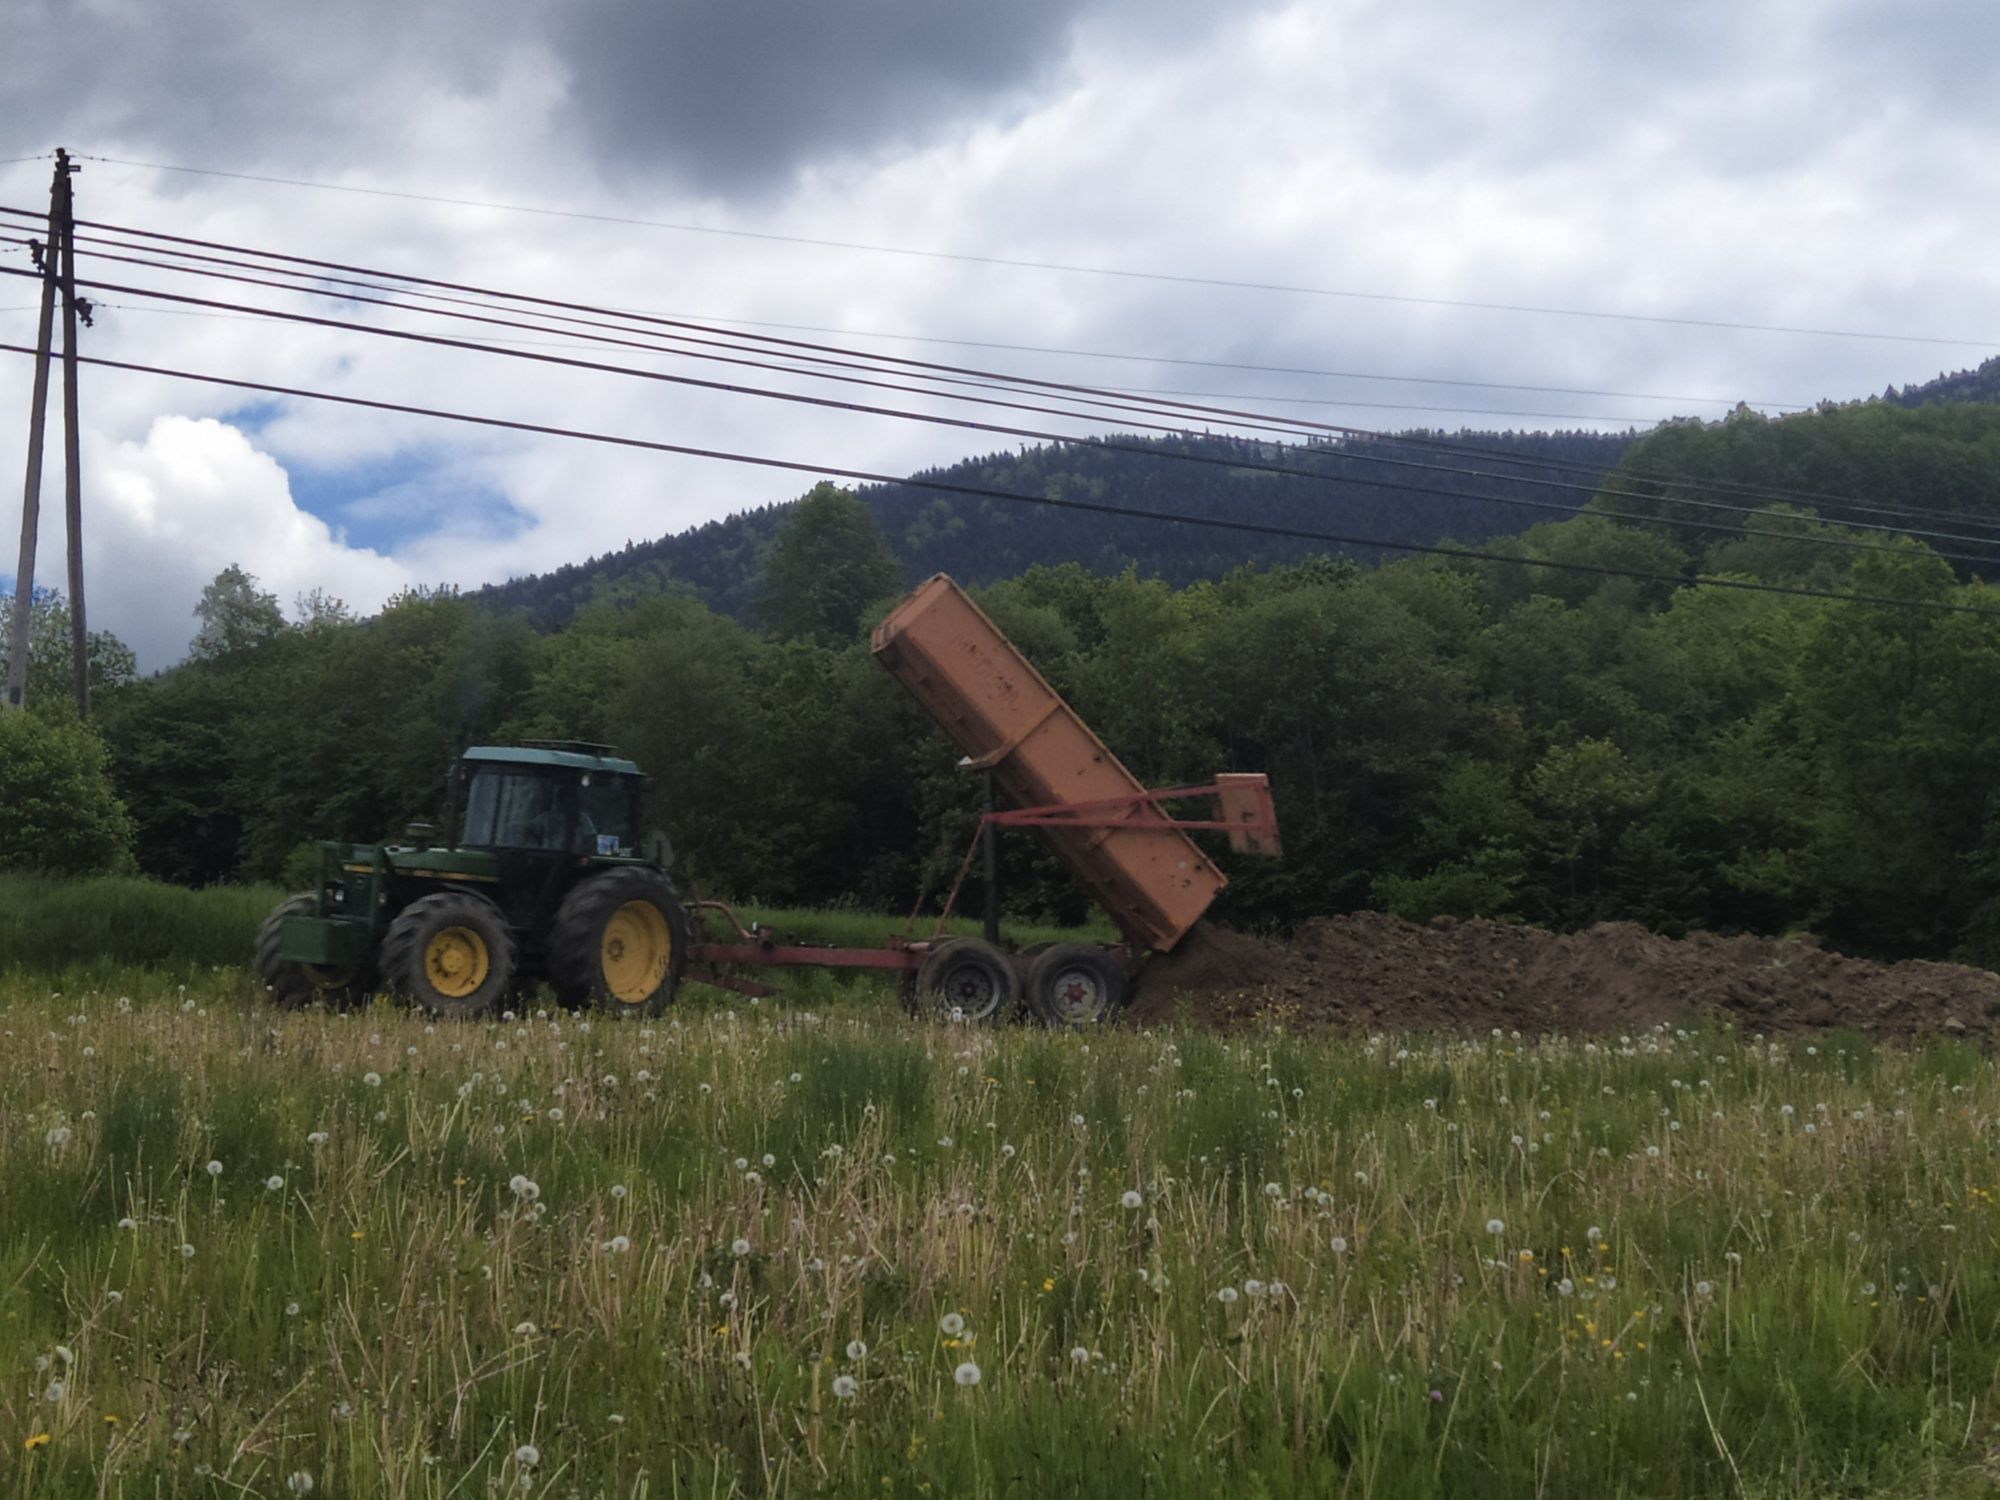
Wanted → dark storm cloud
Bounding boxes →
[0,0,537,168]
[547,0,1085,193]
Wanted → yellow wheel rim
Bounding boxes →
[425,925,490,999]
[601,899,672,1004]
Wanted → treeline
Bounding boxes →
[12,401,2000,967]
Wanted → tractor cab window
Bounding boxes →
[580,776,642,856]
[462,770,574,852]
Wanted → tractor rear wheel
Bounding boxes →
[255,893,371,1009]
[382,891,516,1019]
[548,867,689,1016]
[1026,943,1128,1027]
[915,938,1017,1022]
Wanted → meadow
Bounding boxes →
[1,949,1999,1500]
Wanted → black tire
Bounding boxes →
[547,867,690,1017]
[254,893,370,1010]
[381,891,516,1019]
[915,938,1018,1022]
[1026,943,1129,1027]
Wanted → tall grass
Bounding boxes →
[0,875,283,979]
[1,974,1998,1497]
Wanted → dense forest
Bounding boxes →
[474,428,1638,629]
[13,392,2000,968]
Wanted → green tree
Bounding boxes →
[0,587,138,716]
[189,564,286,661]
[0,711,135,874]
[758,483,900,645]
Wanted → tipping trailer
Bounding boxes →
[683,574,1280,1024]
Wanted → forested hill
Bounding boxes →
[1889,354,2000,408]
[474,428,1636,630]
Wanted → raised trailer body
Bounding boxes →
[870,574,1275,952]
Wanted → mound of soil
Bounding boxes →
[1127,914,2000,1041]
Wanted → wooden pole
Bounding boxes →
[3,156,62,712]
[56,149,87,719]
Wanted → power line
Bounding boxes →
[31,209,1988,535]
[15,257,2000,570]
[1,199,1818,414]
[7,337,1995,620]
[69,153,2000,350]
[18,245,2000,565]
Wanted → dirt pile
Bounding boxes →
[1127,914,2000,1040]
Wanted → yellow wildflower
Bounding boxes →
[23,1433,50,1450]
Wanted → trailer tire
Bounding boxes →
[548,867,689,1016]
[254,893,370,1010]
[383,891,516,1019]
[916,938,1017,1022]
[1026,943,1128,1027]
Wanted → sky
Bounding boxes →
[2,0,1999,669]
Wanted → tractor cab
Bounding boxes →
[457,742,646,859]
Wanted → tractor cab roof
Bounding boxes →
[462,743,643,776]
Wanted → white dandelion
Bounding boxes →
[953,1361,982,1387]
[205,1160,223,1178]
[939,1312,965,1336]
[1120,1190,1143,1210]
[846,1339,868,1361]
[1216,1286,1240,1305]
[1485,1218,1505,1236]
[832,1374,858,1399]
[731,1237,752,1257]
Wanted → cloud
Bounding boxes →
[550,0,1084,194]
[56,416,411,671]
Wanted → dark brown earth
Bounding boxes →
[1126,914,2000,1040]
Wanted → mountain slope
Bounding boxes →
[474,428,1636,629]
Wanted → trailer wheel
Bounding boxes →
[548,867,690,1016]
[1026,944,1128,1027]
[916,938,1017,1022]
[254,893,370,1010]
[382,891,516,1019]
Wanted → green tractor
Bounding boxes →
[254,741,688,1017]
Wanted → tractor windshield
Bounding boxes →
[461,770,573,851]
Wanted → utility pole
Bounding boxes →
[55,148,88,719]
[3,152,64,713]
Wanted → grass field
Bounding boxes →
[4,955,2000,1498]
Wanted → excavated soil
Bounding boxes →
[1126,914,2000,1041]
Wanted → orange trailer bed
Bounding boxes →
[872,574,1258,953]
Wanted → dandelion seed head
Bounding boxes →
[1330,1236,1348,1254]
[731,1237,752,1257]
[832,1374,858,1399]
[513,1444,539,1467]
[1486,1218,1505,1236]
[286,1472,315,1494]
[953,1361,982,1387]
[205,1160,223,1177]
[846,1339,868,1360]
[1216,1286,1239,1304]
[265,1175,284,1192]
[363,1072,382,1088]
[1070,1346,1090,1364]
[939,1312,965,1336]
[1120,1190,1143,1209]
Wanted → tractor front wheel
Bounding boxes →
[548,867,690,1016]
[382,891,516,1019]
[254,893,370,1010]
